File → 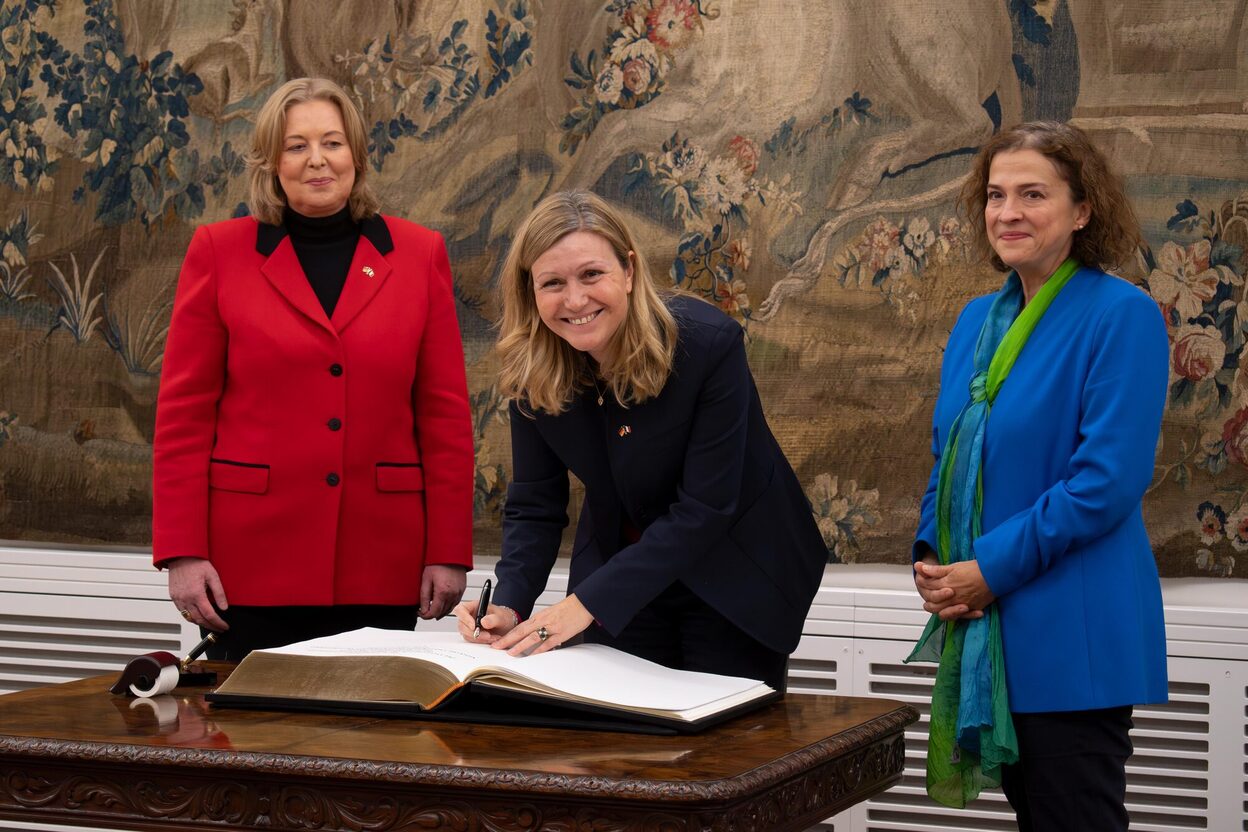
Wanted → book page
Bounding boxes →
[471,643,769,714]
[259,629,503,683]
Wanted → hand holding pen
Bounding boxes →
[453,578,521,644]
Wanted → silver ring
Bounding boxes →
[537,626,549,642]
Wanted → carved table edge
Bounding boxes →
[1,704,918,804]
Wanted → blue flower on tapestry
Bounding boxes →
[763,93,878,159]
[0,410,16,448]
[805,473,880,564]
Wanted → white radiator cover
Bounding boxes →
[1,549,1244,832]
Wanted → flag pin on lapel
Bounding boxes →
[618,425,631,437]
[362,266,375,278]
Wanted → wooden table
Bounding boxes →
[0,665,917,831]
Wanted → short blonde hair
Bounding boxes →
[246,77,380,225]
[497,191,678,415]
[960,121,1142,273]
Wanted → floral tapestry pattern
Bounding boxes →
[1,0,1246,578]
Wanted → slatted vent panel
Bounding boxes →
[0,593,180,694]
[809,640,1244,832]
[788,634,852,695]
[851,640,1018,832]
[1125,675,1210,831]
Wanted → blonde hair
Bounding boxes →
[246,77,380,225]
[959,121,1142,273]
[497,190,678,415]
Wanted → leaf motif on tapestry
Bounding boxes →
[336,1,535,170]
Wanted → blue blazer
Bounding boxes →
[494,295,828,654]
[915,267,1169,713]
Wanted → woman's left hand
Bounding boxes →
[420,564,468,620]
[493,594,593,656]
[914,560,995,621]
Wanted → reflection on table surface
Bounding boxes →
[1,662,914,783]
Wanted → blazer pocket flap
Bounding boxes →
[209,460,270,494]
[376,464,424,492]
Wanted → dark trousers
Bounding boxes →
[1000,705,1134,832]
[202,604,420,661]
[581,581,789,691]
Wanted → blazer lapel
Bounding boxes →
[259,237,335,335]
[330,234,392,333]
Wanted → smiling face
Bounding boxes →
[985,148,1091,287]
[277,99,356,217]
[531,230,634,363]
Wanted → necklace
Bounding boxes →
[591,376,606,406]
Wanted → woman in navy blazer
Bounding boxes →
[453,190,826,688]
[913,123,1168,830]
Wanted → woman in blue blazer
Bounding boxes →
[912,123,1168,830]
[453,190,827,689]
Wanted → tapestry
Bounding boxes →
[1,0,1246,578]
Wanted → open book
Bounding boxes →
[206,628,779,734]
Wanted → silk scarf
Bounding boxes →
[906,258,1079,808]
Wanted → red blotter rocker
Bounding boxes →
[110,633,218,697]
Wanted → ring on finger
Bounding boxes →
[537,626,549,642]
[179,608,193,621]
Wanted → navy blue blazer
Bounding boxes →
[493,295,827,654]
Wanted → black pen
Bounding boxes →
[473,578,492,640]
[179,632,217,671]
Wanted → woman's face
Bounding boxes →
[530,230,634,363]
[277,100,356,218]
[985,148,1090,284]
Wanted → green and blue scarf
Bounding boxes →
[906,258,1079,808]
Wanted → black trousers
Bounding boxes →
[1000,705,1135,832]
[581,581,789,691]
[201,604,420,662]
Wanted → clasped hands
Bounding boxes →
[453,594,593,657]
[913,554,996,621]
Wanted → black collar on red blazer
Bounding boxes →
[254,212,394,256]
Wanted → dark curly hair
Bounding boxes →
[959,121,1141,273]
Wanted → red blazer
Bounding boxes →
[152,214,473,605]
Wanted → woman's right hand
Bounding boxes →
[453,600,519,644]
[914,553,984,621]
[167,558,230,631]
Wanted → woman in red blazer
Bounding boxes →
[153,78,474,659]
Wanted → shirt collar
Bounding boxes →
[255,212,393,256]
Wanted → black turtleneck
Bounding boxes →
[285,206,360,318]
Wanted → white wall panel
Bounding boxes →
[0,553,1243,831]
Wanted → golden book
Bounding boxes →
[207,628,779,733]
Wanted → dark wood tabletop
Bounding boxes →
[0,663,917,831]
